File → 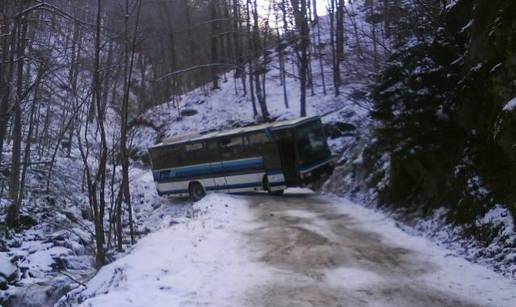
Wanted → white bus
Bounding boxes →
[149,116,336,200]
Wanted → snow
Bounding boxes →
[445,0,459,11]
[327,196,516,306]
[503,97,516,111]
[131,2,376,149]
[63,194,271,306]
[478,205,514,235]
[65,192,516,306]
[2,12,374,300]
[461,20,473,33]
[325,267,383,290]
[0,254,17,279]
[2,0,513,304]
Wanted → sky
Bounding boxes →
[256,0,330,21]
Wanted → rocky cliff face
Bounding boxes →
[372,0,516,220]
[326,0,516,277]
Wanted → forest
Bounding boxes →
[0,0,515,306]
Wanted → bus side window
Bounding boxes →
[244,132,270,156]
[173,146,187,164]
[159,170,172,180]
[153,146,182,169]
[185,142,205,164]
[220,136,243,159]
[206,140,219,158]
[246,132,269,145]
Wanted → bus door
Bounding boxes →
[206,140,227,192]
[271,128,299,184]
[220,136,246,191]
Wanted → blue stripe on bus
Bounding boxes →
[160,181,272,195]
[158,157,264,183]
[267,170,284,175]
[161,188,189,195]
[270,182,286,187]
[205,182,263,191]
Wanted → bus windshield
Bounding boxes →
[294,122,328,164]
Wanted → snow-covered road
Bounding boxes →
[69,191,516,307]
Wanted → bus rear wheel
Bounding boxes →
[263,176,284,196]
[189,182,206,202]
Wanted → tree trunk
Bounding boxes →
[119,0,142,248]
[336,0,345,71]
[0,7,17,169]
[328,0,340,96]
[7,15,28,229]
[370,0,379,71]
[93,0,107,268]
[313,0,326,95]
[246,0,258,117]
[291,0,309,116]
[277,28,289,108]
[210,0,220,89]
[252,0,270,121]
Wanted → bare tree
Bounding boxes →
[117,0,142,249]
[328,0,340,96]
[252,0,270,121]
[210,0,220,89]
[6,10,29,229]
[291,0,309,116]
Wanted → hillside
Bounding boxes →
[327,0,516,278]
[1,0,515,306]
[1,1,376,305]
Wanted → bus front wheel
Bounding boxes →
[263,176,284,196]
[189,182,206,202]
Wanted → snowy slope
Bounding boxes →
[59,191,516,306]
[57,194,272,306]
[130,3,380,155]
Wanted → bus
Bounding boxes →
[148,116,336,201]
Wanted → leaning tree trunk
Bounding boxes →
[7,15,28,229]
[252,0,270,121]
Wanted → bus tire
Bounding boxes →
[263,176,284,196]
[189,182,206,202]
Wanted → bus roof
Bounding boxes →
[152,116,320,149]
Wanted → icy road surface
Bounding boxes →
[73,190,516,307]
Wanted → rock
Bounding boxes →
[81,206,93,221]
[0,254,17,283]
[6,277,71,307]
[324,122,356,139]
[180,108,198,117]
[18,215,37,229]
[7,240,21,249]
[0,275,8,290]
[0,240,9,252]
[494,107,516,162]
[51,257,68,272]
[152,202,161,210]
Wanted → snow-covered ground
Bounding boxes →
[60,191,516,306]
[4,1,514,304]
[1,6,373,304]
[57,194,271,306]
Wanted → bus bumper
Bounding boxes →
[299,156,337,186]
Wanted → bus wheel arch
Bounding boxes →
[188,181,206,201]
[263,175,284,196]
